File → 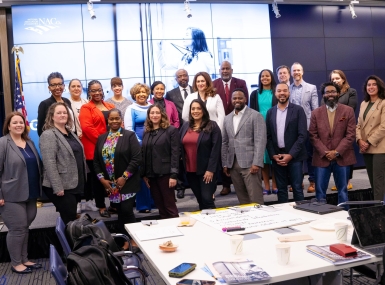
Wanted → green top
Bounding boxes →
[257,89,273,120]
[363,102,375,121]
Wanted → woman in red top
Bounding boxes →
[79,80,115,218]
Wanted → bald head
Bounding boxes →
[219,61,233,82]
[175,69,189,88]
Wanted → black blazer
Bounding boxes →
[179,121,222,176]
[165,86,193,126]
[37,96,73,136]
[249,89,278,112]
[93,129,141,194]
[266,103,308,163]
[141,126,180,177]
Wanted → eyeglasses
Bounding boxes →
[49,83,64,88]
[90,89,103,93]
[324,91,338,95]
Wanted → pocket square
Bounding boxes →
[339,117,346,121]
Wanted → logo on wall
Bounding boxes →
[23,18,61,35]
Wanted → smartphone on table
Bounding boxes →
[168,263,197,278]
[176,279,216,285]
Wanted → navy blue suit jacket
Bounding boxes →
[266,103,308,163]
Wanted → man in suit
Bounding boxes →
[289,62,319,193]
[165,69,192,199]
[266,83,307,203]
[222,88,266,205]
[276,65,291,86]
[213,60,249,196]
[309,82,356,206]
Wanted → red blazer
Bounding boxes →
[149,98,180,128]
[79,100,115,160]
[309,104,356,167]
[212,77,248,115]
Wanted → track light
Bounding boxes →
[349,2,357,19]
[184,0,192,18]
[87,1,96,20]
[272,2,281,18]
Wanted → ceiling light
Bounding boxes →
[349,2,357,19]
[184,0,192,18]
[272,1,281,18]
[87,1,96,20]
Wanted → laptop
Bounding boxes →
[293,202,344,215]
[348,205,385,256]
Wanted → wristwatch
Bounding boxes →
[335,151,340,157]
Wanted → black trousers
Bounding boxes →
[115,197,136,236]
[86,160,106,209]
[43,186,80,225]
[186,172,216,210]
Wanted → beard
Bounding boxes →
[324,96,338,108]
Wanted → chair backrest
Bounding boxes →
[55,216,72,256]
[50,244,68,285]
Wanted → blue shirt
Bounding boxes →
[291,83,303,106]
[18,143,40,199]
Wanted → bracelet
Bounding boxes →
[97,173,104,180]
[122,171,132,181]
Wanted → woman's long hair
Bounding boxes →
[187,27,213,62]
[144,104,170,132]
[2,111,30,141]
[192,72,216,98]
[43,102,74,131]
[188,99,213,133]
[329,70,350,94]
[363,75,385,102]
[258,69,277,95]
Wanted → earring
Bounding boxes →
[64,88,67,92]
[49,90,52,95]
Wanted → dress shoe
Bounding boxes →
[220,187,231,196]
[347,183,353,190]
[11,266,32,274]
[24,263,42,269]
[107,206,118,214]
[331,186,337,191]
[177,189,185,199]
[263,190,271,195]
[99,209,111,218]
[307,182,315,193]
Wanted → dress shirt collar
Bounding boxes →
[234,105,247,116]
[326,104,338,113]
[223,78,232,87]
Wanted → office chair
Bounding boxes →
[50,244,68,285]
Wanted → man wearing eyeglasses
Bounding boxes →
[309,82,356,206]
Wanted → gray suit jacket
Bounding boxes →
[289,80,318,129]
[222,106,267,169]
[0,134,42,202]
[165,85,193,125]
[39,128,86,193]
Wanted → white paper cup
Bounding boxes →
[276,243,291,265]
[334,222,348,241]
[230,235,243,255]
[178,212,190,225]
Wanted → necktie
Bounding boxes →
[225,83,230,104]
[183,88,188,99]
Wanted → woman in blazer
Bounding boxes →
[182,72,225,132]
[37,72,74,136]
[40,102,87,225]
[79,80,115,217]
[149,81,180,128]
[249,69,278,195]
[94,109,141,238]
[356,75,385,201]
[141,104,180,219]
[328,70,357,191]
[180,99,222,210]
[68,78,88,139]
[0,112,42,274]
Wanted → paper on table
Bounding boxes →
[135,226,184,241]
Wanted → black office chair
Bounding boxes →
[49,244,67,285]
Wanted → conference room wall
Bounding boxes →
[270,4,385,168]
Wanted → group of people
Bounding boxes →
[1,61,385,274]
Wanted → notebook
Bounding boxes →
[348,205,385,256]
[293,202,344,215]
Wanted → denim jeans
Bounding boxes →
[314,161,349,205]
[305,134,315,182]
[273,160,304,203]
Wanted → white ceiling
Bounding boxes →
[1,0,385,8]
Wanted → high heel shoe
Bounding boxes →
[11,266,32,274]
[24,263,42,269]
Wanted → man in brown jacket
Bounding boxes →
[309,82,356,206]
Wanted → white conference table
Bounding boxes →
[125,203,382,285]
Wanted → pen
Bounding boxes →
[222,226,242,232]
[226,228,245,232]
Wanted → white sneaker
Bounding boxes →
[77,203,82,214]
[84,200,99,211]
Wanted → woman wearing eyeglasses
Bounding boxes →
[79,80,115,218]
[37,72,74,137]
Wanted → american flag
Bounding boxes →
[14,54,30,130]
